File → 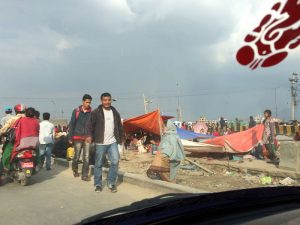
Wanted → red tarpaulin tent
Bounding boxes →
[203,124,265,153]
[123,110,165,135]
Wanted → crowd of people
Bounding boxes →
[178,116,258,137]
[0,93,294,190]
[0,93,124,193]
[177,111,281,164]
[0,105,54,173]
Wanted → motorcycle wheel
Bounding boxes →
[20,176,28,186]
[13,178,20,184]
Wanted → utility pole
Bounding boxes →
[61,109,64,119]
[143,93,152,114]
[50,100,57,119]
[274,87,279,118]
[289,72,298,120]
[176,82,182,122]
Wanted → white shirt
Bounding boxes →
[39,120,55,144]
[1,114,13,127]
[98,108,116,145]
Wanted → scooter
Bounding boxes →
[8,148,38,186]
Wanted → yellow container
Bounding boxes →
[67,147,75,160]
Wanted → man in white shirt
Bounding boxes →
[88,93,124,193]
[39,112,55,171]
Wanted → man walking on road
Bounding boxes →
[39,113,55,171]
[68,94,92,181]
[88,92,124,193]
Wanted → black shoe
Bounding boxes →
[95,186,102,193]
[73,171,80,177]
[82,177,91,182]
[46,168,51,171]
[109,184,117,193]
[266,158,280,165]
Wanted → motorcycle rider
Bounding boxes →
[10,107,39,163]
[0,104,26,135]
[1,106,13,128]
[0,104,26,175]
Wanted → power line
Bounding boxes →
[0,87,288,102]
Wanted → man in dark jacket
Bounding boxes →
[249,116,256,128]
[87,92,124,193]
[219,117,226,135]
[68,94,92,181]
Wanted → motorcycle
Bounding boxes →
[7,148,38,186]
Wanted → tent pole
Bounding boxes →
[158,108,163,137]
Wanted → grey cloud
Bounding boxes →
[0,0,298,121]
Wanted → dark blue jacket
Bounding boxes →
[68,106,91,140]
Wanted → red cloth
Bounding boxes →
[72,136,86,141]
[11,117,39,161]
[212,131,220,137]
[123,110,164,135]
[204,125,265,153]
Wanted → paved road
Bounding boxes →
[0,165,164,225]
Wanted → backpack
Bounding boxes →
[75,107,80,120]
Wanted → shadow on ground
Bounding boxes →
[0,159,68,187]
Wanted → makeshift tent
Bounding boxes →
[181,139,224,153]
[203,124,264,153]
[193,122,208,134]
[123,110,164,135]
[176,127,214,140]
[161,115,175,121]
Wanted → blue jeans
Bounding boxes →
[94,142,119,187]
[39,143,53,170]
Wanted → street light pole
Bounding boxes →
[274,87,279,118]
[50,100,57,119]
[176,82,182,122]
[289,73,298,120]
[61,109,64,119]
[143,93,147,113]
[143,93,152,114]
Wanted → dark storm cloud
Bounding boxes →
[0,0,298,121]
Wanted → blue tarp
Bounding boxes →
[176,127,214,140]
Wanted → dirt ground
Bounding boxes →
[119,151,298,192]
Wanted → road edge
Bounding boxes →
[53,158,208,194]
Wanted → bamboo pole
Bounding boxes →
[185,157,215,174]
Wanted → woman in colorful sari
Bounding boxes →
[262,109,278,163]
[147,120,185,183]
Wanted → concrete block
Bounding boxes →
[295,125,300,133]
[279,141,300,171]
[286,126,292,136]
[279,125,284,135]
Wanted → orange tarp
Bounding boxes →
[204,124,265,153]
[123,110,164,135]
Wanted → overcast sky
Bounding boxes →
[0,0,299,121]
